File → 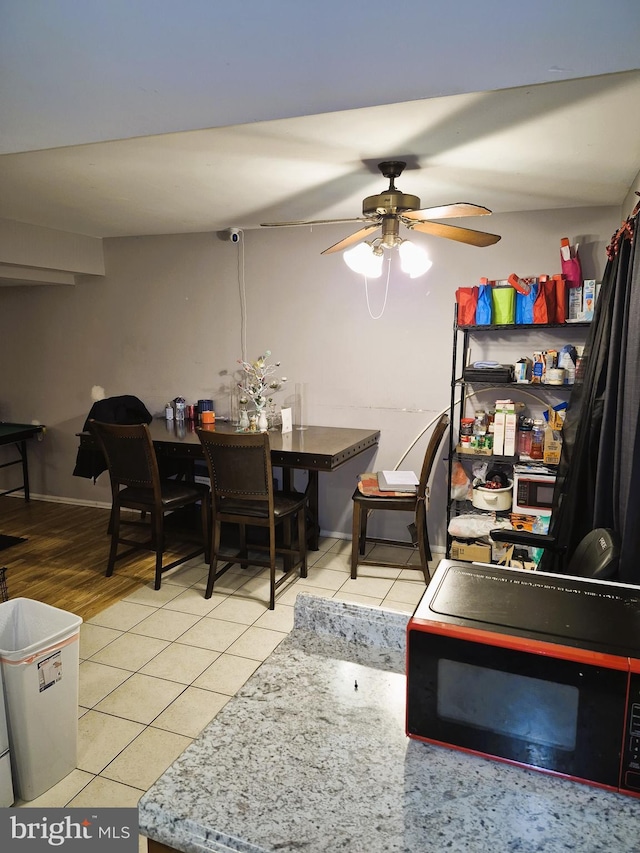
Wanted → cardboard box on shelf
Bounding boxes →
[543,406,564,465]
[543,431,562,465]
[567,285,584,322]
[492,541,513,564]
[450,540,492,563]
[456,444,493,457]
[583,279,596,321]
[492,411,505,455]
[509,558,537,571]
[503,411,517,457]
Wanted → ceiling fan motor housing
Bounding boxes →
[362,191,421,217]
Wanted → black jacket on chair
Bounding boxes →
[73,395,153,481]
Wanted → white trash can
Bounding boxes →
[0,598,82,801]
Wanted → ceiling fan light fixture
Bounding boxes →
[343,242,383,278]
[398,239,432,278]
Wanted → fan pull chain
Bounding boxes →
[365,257,391,320]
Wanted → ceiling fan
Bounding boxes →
[260,160,501,256]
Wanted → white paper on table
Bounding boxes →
[281,407,292,433]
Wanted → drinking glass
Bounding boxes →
[295,383,308,430]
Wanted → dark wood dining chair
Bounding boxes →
[196,429,308,609]
[351,414,449,583]
[88,420,210,589]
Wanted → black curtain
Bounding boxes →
[539,200,640,582]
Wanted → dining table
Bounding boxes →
[79,418,380,550]
[0,421,45,501]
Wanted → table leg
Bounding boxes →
[306,471,320,551]
[281,468,319,551]
[19,440,30,501]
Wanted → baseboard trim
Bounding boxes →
[319,527,445,556]
[4,492,111,510]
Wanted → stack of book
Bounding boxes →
[377,471,419,494]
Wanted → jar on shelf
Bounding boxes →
[473,411,488,436]
[530,419,545,460]
[459,418,474,447]
[460,418,474,436]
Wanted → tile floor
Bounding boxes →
[15,536,435,850]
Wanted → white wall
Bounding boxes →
[0,205,620,549]
[0,218,104,285]
[623,169,640,217]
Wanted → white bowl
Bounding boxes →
[472,481,513,511]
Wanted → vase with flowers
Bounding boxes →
[237,351,287,432]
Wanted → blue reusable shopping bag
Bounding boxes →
[516,282,538,324]
[475,283,493,325]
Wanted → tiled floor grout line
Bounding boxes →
[16,536,435,841]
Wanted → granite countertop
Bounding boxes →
[139,594,640,853]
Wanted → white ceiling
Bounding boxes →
[1,1,639,239]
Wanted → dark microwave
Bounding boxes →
[406,561,640,797]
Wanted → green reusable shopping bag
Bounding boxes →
[491,285,515,324]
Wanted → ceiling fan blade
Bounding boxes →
[321,224,381,255]
[407,219,501,247]
[403,203,492,221]
[261,217,367,227]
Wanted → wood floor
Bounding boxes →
[0,496,204,621]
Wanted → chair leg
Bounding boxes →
[153,512,164,590]
[351,501,361,579]
[201,494,210,564]
[269,523,277,610]
[359,508,368,555]
[282,516,293,575]
[106,503,120,577]
[298,507,307,578]
[239,523,248,569]
[415,503,431,584]
[205,518,222,599]
[419,504,433,563]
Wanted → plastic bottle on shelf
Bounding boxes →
[530,419,545,460]
[517,418,533,458]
